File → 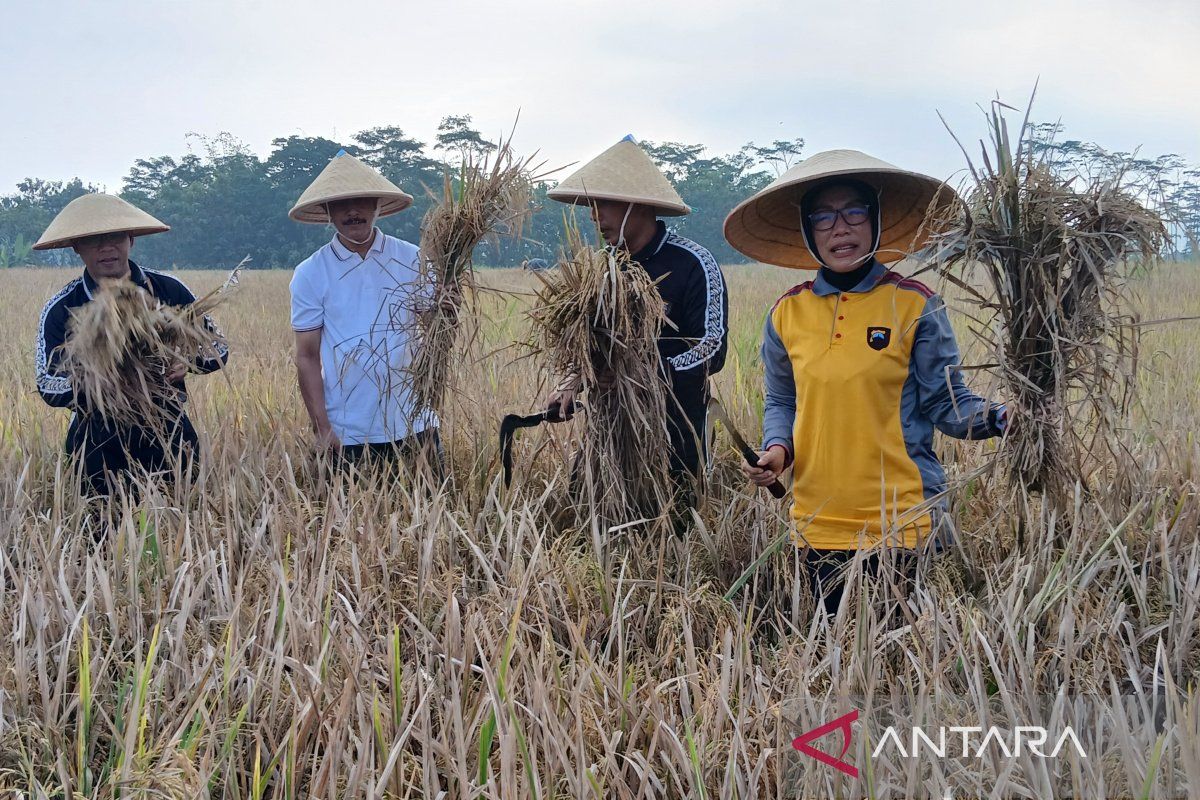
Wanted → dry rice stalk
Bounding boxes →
[527,221,675,538]
[412,134,537,415]
[925,97,1166,506]
[60,263,241,433]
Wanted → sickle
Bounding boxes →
[499,399,581,488]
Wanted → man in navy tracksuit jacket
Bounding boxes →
[546,138,729,496]
[625,219,729,477]
[34,193,227,496]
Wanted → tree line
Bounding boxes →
[0,117,799,269]
[0,116,1194,269]
[1025,122,1200,254]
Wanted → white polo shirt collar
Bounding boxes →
[329,227,386,262]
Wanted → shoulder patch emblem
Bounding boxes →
[867,326,891,350]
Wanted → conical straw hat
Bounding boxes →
[548,137,690,217]
[33,193,169,251]
[289,151,414,223]
[723,149,958,269]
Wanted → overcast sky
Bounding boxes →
[2,0,1196,196]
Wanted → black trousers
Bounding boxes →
[338,427,445,480]
[803,548,919,615]
[664,374,710,502]
[65,413,199,497]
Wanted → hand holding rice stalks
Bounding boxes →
[61,262,241,433]
[528,221,675,535]
[925,98,1166,504]
[412,134,538,415]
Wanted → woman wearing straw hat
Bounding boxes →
[35,193,228,498]
[545,136,729,501]
[724,150,1008,613]
[289,150,442,476]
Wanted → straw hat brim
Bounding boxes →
[546,187,690,217]
[547,139,691,217]
[289,191,413,224]
[33,193,170,251]
[723,150,958,269]
[288,152,415,223]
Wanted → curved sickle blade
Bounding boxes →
[709,399,787,500]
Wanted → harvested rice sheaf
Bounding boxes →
[411,136,536,415]
[926,99,1167,504]
[60,267,237,433]
[528,223,676,535]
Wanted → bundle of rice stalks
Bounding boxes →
[925,98,1167,505]
[60,264,240,433]
[411,134,538,415]
[527,221,676,538]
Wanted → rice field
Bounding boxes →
[0,261,1197,798]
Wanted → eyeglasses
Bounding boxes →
[808,205,871,232]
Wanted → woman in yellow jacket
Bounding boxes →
[724,150,1007,613]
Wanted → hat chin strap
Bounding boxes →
[330,200,381,246]
[616,202,635,248]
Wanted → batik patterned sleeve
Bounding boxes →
[666,245,729,375]
[36,294,75,408]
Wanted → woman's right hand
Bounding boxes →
[742,445,788,486]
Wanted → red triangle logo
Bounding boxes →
[792,709,859,778]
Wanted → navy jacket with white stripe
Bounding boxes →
[36,261,228,412]
[630,221,729,406]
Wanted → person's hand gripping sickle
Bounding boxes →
[742,444,789,487]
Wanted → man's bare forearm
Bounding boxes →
[296,356,332,434]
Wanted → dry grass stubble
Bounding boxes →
[0,264,1196,798]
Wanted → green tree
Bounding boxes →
[0,233,32,267]
[1027,121,1198,254]
[434,115,496,160]
[353,126,443,248]
[355,127,440,175]
[749,138,805,176]
[641,141,705,183]
[0,177,94,265]
[11,121,1184,268]
[642,140,774,263]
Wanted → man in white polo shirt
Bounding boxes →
[288,150,440,473]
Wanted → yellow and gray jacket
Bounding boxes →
[761,259,1005,550]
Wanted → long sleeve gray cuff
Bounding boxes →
[760,314,796,454]
[913,296,1003,441]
